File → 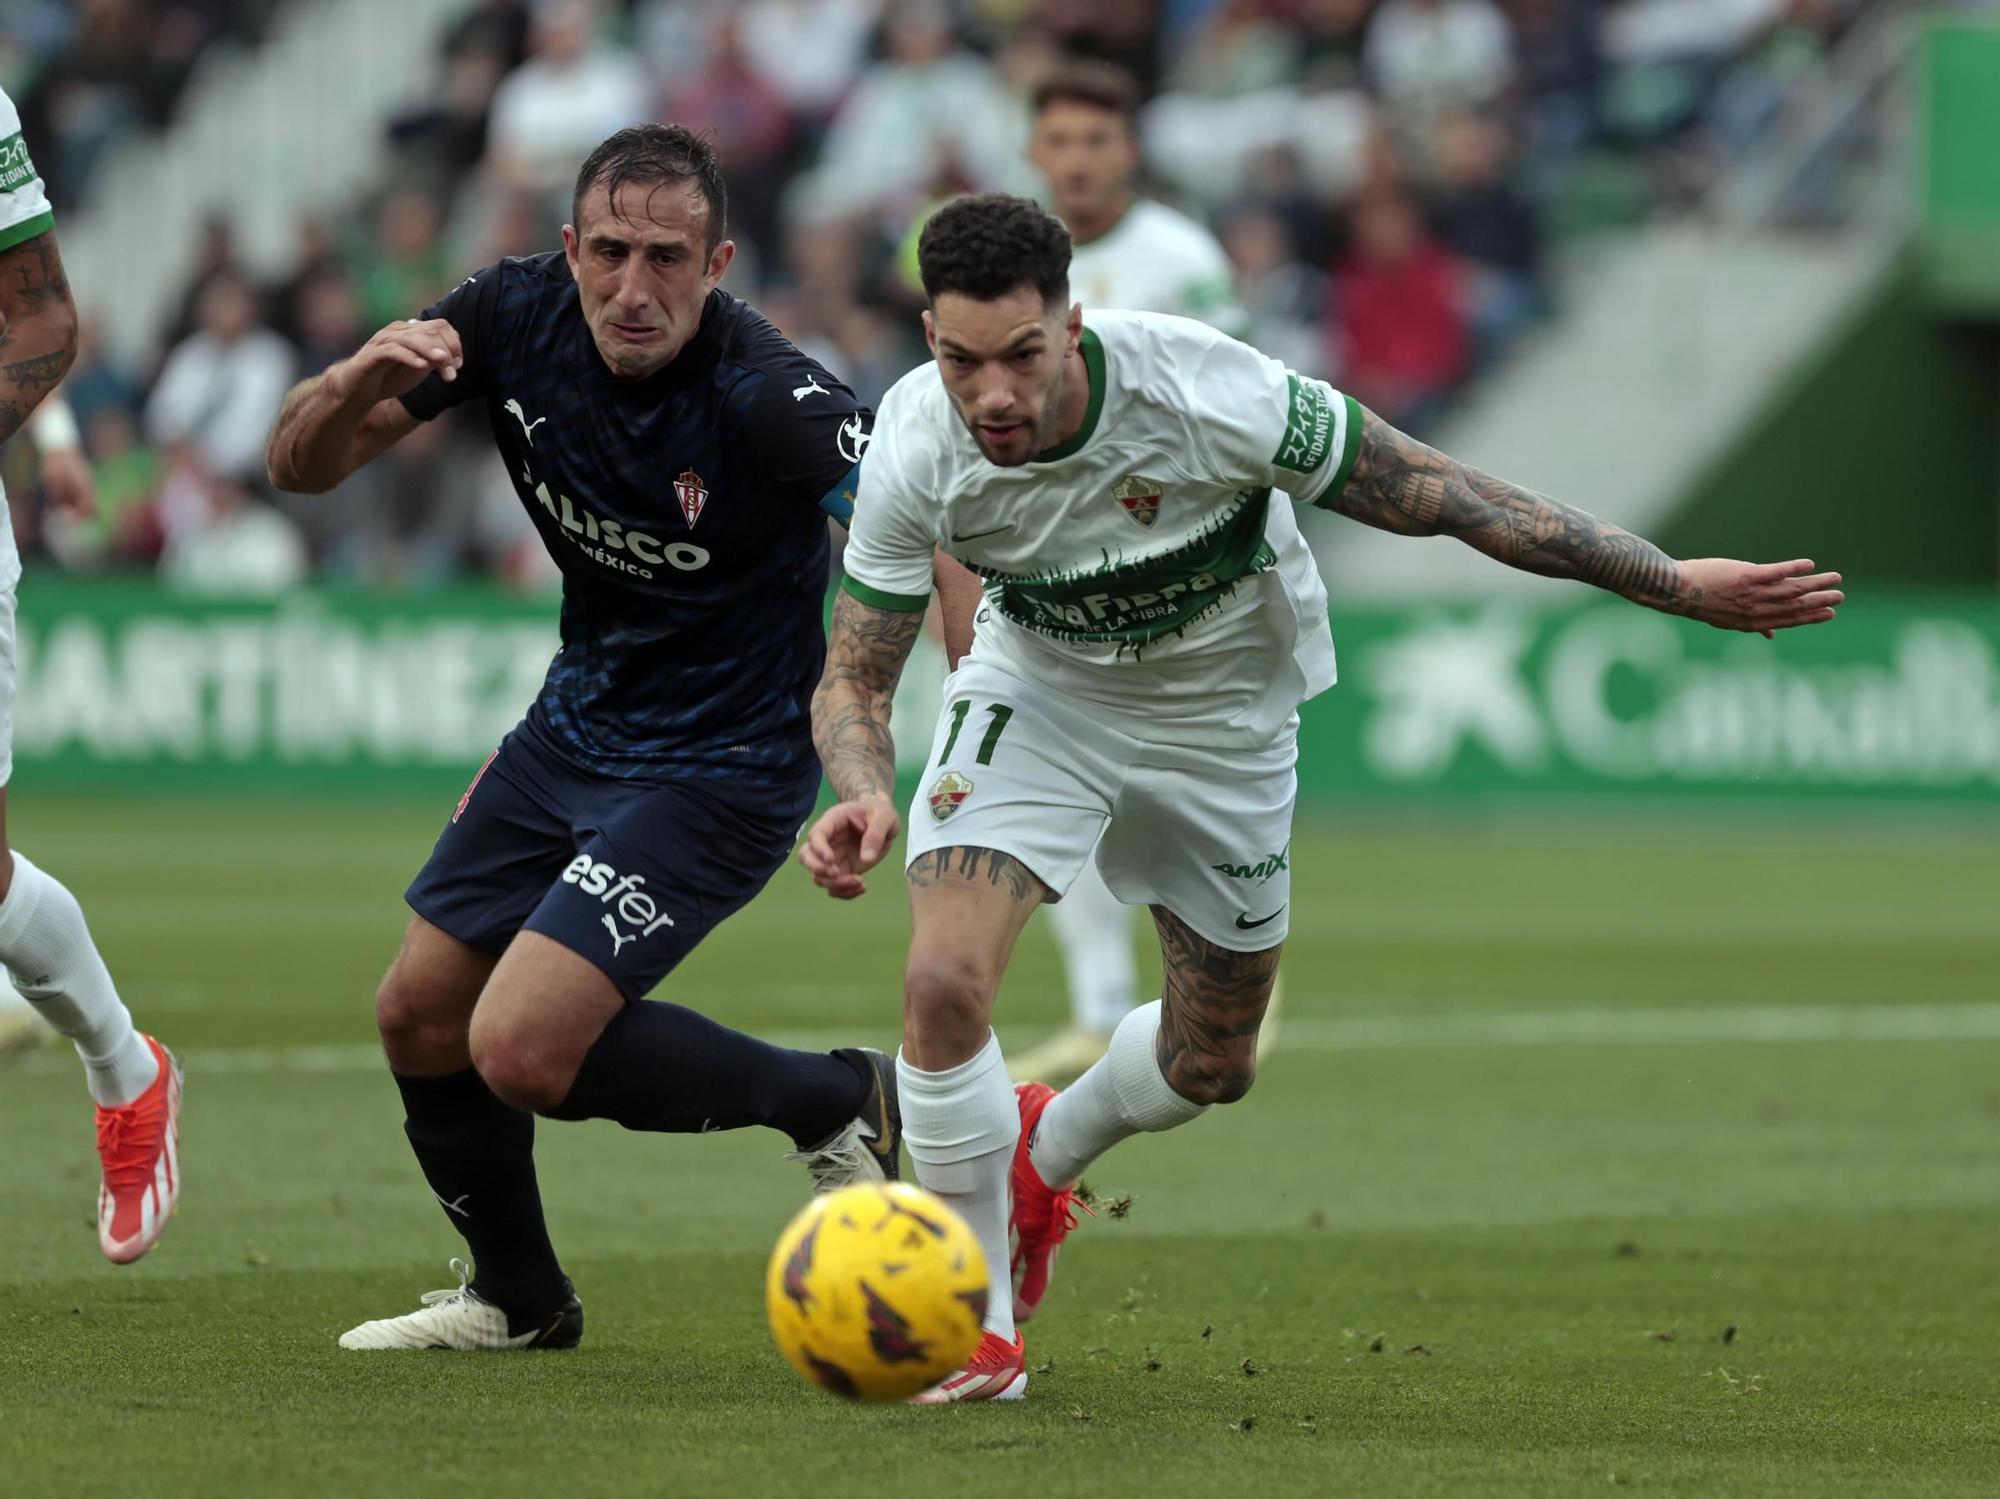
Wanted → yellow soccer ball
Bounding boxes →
[766,1181,989,1402]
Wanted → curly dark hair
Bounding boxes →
[572,124,728,251]
[917,194,1072,308]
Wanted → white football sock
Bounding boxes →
[1048,860,1138,1033]
[897,1031,1019,1340]
[1030,1001,1208,1188]
[0,851,158,1106]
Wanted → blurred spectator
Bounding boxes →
[1332,188,1470,433]
[1504,0,1603,156]
[263,217,341,347]
[356,187,453,330]
[160,477,310,597]
[161,213,245,354]
[657,13,798,258]
[145,273,297,485]
[52,314,141,437]
[1363,0,1516,175]
[736,0,882,121]
[1428,110,1545,362]
[387,45,509,186]
[43,405,162,571]
[1165,0,1301,96]
[444,0,533,75]
[803,0,1035,227]
[294,273,367,377]
[485,0,650,205]
[1222,206,1330,378]
[1035,0,1165,96]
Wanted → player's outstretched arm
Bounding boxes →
[1331,407,1844,636]
[801,591,925,899]
[265,318,461,494]
[0,228,77,449]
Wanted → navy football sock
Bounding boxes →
[394,1068,571,1321]
[548,1000,870,1149]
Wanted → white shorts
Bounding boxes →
[903,660,1295,951]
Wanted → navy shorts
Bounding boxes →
[406,726,819,1000]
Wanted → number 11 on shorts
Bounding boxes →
[939,701,1014,766]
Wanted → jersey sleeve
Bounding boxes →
[1189,328,1361,509]
[740,365,874,526]
[838,390,939,612]
[0,89,55,252]
[397,265,506,421]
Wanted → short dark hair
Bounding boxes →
[1030,60,1141,125]
[572,124,728,251]
[917,194,1071,308]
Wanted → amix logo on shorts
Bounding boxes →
[560,856,678,945]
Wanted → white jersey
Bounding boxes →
[0,83,54,593]
[1068,199,1246,336]
[844,310,1361,749]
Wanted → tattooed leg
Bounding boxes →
[1152,905,1281,1105]
[902,846,1050,1069]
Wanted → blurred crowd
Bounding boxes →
[2,0,1877,592]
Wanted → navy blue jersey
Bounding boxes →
[400,253,872,784]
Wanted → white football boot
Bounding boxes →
[783,1047,902,1192]
[338,1259,582,1351]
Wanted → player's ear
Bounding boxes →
[561,224,580,278]
[1064,300,1083,349]
[705,238,736,288]
[921,309,937,354]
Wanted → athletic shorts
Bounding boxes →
[406,725,819,999]
[903,660,1296,952]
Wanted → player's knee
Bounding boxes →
[374,972,469,1073]
[903,950,997,1043]
[467,1017,577,1115]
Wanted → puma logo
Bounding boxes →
[602,914,636,955]
[504,398,549,444]
[792,377,829,401]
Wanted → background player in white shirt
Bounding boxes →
[1011,61,1255,1084]
[802,194,1844,1401]
[0,85,182,1263]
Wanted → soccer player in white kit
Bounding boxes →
[801,194,1844,1400]
[1009,61,1256,1086]
[0,85,183,1263]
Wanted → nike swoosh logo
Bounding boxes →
[1234,907,1285,930]
[950,525,1014,543]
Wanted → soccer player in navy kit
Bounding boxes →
[268,126,903,1351]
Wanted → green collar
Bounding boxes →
[1034,327,1104,464]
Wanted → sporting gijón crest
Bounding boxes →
[673,469,709,528]
[1114,475,1162,529]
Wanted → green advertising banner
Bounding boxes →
[12,580,2000,805]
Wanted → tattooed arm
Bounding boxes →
[0,229,76,449]
[799,591,926,898]
[1332,408,1843,635]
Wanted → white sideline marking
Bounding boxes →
[16,1002,2000,1077]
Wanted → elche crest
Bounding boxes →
[1114,474,1163,529]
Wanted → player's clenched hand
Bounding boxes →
[330,318,464,407]
[1674,558,1844,638]
[799,795,901,900]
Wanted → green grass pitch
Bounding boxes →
[3,793,1997,1497]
